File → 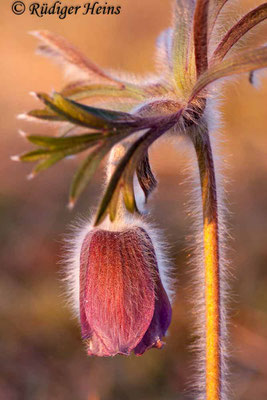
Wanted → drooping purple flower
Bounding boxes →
[79,226,172,356]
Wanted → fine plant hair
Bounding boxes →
[13,1,267,399]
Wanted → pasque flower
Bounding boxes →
[79,225,171,356]
[67,141,173,357]
[14,1,267,399]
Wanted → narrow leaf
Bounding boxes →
[64,97,160,130]
[194,0,209,77]
[30,30,123,88]
[173,0,196,95]
[136,152,157,202]
[190,46,267,100]
[38,93,138,130]
[32,154,65,176]
[20,149,56,162]
[20,141,98,163]
[109,186,122,222]
[66,98,134,122]
[28,108,65,121]
[122,162,138,213]
[27,132,103,149]
[210,3,267,64]
[69,133,129,206]
[208,0,229,40]
[37,93,114,129]
[61,83,144,101]
[155,28,173,74]
[69,144,109,206]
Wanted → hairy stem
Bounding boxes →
[193,129,222,400]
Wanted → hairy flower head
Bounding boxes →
[80,225,171,356]
[65,212,173,356]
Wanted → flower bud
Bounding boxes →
[78,225,172,356]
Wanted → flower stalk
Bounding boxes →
[193,129,221,400]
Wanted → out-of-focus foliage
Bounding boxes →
[1,1,267,399]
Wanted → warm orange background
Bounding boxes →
[1,1,267,399]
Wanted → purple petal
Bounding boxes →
[134,277,172,355]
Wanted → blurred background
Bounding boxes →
[1,0,267,399]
